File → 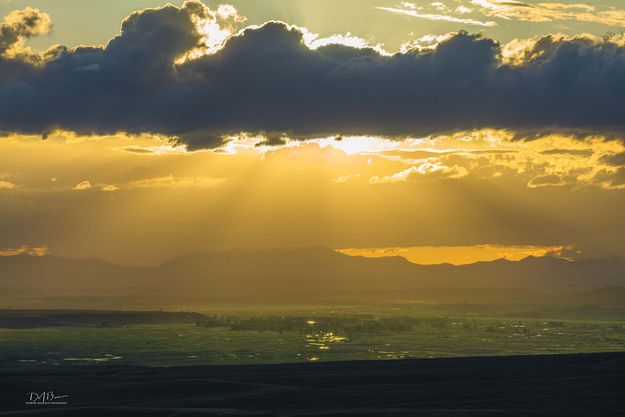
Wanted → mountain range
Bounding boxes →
[1,248,624,303]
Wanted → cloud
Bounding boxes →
[332,174,360,184]
[540,148,593,157]
[72,175,225,192]
[400,2,418,9]
[3,2,625,149]
[0,180,16,189]
[456,6,473,15]
[73,180,92,190]
[370,130,625,190]
[125,175,226,189]
[114,145,187,155]
[370,162,468,183]
[116,146,158,155]
[471,0,625,27]
[600,151,625,166]
[377,5,496,27]
[176,1,246,62]
[527,173,566,188]
[590,167,625,190]
[0,245,49,256]
[0,7,52,56]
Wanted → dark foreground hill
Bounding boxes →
[1,248,625,301]
[1,352,624,416]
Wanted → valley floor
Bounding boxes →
[1,352,624,416]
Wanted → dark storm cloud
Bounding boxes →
[2,1,625,149]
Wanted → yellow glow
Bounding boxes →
[73,180,92,190]
[337,244,576,265]
[314,136,407,155]
[0,128,622,264]
[175,4,246,64]
[0,181,17,190]
[0,245,50,257]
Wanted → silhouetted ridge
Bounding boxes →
[1,249,624,299]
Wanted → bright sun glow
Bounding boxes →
[314,136,409,155]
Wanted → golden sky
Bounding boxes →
[1,1,625,265]
[0,130,623,264]
[338,244,576,265]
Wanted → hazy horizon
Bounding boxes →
[0,243,587,266]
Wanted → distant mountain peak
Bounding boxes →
[519,255,567,264]
[2,248,624,299]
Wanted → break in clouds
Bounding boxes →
[2,1,625,149]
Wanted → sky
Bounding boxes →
[1,0,625,265]
[3,0,625,50]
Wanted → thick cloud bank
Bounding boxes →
[2,1,625,148]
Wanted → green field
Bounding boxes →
[1,308,624,369]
